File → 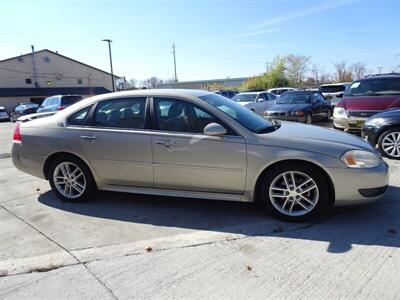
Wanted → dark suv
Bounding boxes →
[37,95,83,113]
[333,73,400,131]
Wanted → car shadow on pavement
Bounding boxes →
[38,185,400,253]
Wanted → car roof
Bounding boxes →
[0,106,5,109]
[237,91,262,95]
[320,82,351,86]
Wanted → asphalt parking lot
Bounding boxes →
[0,121,399,299]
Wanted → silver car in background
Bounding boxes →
[12,89,388,221]
[231,91,277,115]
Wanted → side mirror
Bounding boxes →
[203,123,227,136]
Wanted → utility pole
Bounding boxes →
[266,61,269,72]
[172,43,178,82]
[31,45,39,87]
[377,66,383,74]
[102,39,115,92]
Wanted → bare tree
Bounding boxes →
[285,54,311,87]
[310,64,331,86]
[332,61,352,82]
[350,62,366,80]
[142,77,164,89]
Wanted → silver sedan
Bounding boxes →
[12,89,389,221]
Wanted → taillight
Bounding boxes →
[13,123,22,143]
[58,106,66,110]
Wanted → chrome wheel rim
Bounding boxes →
[382,132,400,158]
[269,171,319,217]
[306,115,312,124]
[53,162,86,199]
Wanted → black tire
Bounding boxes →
[257,162,332,222]
[305,113,313,124]
[377,127,400,160]
[48,155,96,202]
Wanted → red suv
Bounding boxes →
[333,73,400,131]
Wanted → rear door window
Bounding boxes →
[93,98,147,129]
[67,106,92,126]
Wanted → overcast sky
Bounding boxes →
[1,0,399,81]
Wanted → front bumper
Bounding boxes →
[328,162,389,206]
[333,116,368,131]
[265,115,306,123]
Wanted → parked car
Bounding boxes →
[362,108,400,159]
[17,111,58,123]
[212,90,237,99]
[264,91,332,123]
[231,91,277,115]
[0,106,10,122]
[10,103,39,122]
[319,82,351,107]
[12,89,388,222]
[333,73,400,131]
[268,87,296,96]
[37,95,83,113]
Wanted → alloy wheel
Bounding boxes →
[268,171,319,217]
[306,114,312,124]
[382,131,400,158]
[53,162,86,199]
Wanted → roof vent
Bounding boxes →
[44,57,50,63]
[18,57,24,62]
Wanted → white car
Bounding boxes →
[231,91,277,115]
[0,106,10,121]
[319,83,351,107]
[268,87,296,96]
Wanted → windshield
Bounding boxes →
[277,92,312,104]
[345,77,400,96]
[319,85,346,93]
[200,94,274,133]
[231,93,257,103]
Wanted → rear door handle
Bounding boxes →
[80,135,97,141]
[156,140,176,147]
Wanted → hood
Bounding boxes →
[368,108,400,120]
[255,121,376,158]
[267,103,311,112]
[341,95,400,111]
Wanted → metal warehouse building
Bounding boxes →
[155,77,249,90]
[0,49,120,112]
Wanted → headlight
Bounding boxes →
[364,117,385,127]
[333,107,347,118]
[290,111,305,116]
[340,150,382,168]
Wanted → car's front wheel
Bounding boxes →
[258,162,331,222]
[378,128,400,160]
[48,156,95,202]
[305,113,312,124]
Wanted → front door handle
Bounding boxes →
[156,140,176,148]
[80,135,97,141]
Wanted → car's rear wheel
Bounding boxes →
[325,109,331,120]
[257,162,331,222]
[48,156,95,202]
[378,128,400,160]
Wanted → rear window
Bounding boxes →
[319,85,346,93]
[61,95,83,105]
[0,108,5,112]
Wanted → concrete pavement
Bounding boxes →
[0,121,399,299]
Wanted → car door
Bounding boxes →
[312,93,323,119]
[75,97,153,187]
[151,97,246,194]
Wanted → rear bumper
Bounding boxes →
[12,143,47,179]
[328,162,389,206]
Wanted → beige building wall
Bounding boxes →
[0,50,115,91]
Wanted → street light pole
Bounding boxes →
[102,39,115,92]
